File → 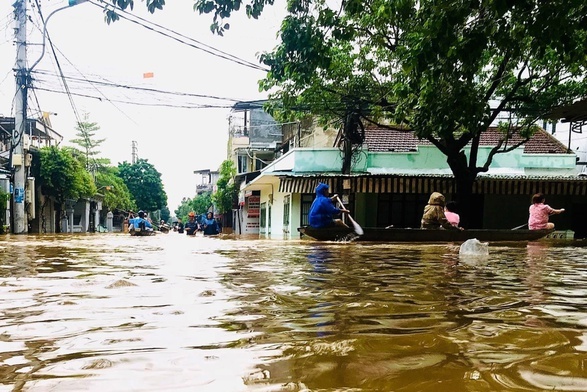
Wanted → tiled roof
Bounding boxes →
[364,127,571,154]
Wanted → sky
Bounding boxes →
[0,0,285,212]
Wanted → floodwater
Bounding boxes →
[0,234,587,392]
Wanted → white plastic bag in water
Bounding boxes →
[459,238,489,256]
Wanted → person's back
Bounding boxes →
[528,193,564,230]
[421,192,457,230]
[130,211,153,231]
[444,201,460,227]
[308,183,341,228]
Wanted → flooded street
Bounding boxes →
[1,234,587,391]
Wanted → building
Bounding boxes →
[238,126,587,239]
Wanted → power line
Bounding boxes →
[88,0,269,72]
[33,87,235,109]
[31,69,245,103]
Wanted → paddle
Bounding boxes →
[335,196,364,236]
[512,223,528,230]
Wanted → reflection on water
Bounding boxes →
[1,234,587,391]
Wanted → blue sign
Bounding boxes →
[14,188,24,203]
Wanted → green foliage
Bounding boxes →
[0,190,9,210]
[212,160,237,214]
[38,146,96,206]
[69,113,108,175]
[117,159,168,213]
[95,168,136,212]
[173,193,212,221]
[192,192,213,216]
[160,206,171,222]
[174,197,194,222]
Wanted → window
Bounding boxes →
[283,195,290,226]
[301,194,313,226]
[260,202,267,233]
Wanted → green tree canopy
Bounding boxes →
[117,159,168,212]
[38,146,96,206]
[95,167,136,212]
[192,192,213,216]
[212,160,237,214]
[174,197,194,222]
[70,113,109,176]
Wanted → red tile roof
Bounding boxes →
[364,127,571,154]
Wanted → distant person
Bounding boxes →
[129,210,153,232]
[308,183,349,228]
[202,212,220,236]
[176,218,184,234]
[185,212,199,236]
[528,193,565,230]
[421,192,460,230]
[444,201,460,227]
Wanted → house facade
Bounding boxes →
[237,127,587,239]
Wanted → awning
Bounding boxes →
[278,174,587,196]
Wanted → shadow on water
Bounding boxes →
[0,234,587,391]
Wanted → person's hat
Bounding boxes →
[188,211,195,217]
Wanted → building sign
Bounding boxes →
[247,196,260,217]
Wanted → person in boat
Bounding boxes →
[185,211,199,236]
[129,210,153,232]
[421,192,461,230]
[175,218,185,234]
[202,212,220,236]
[308,183,350,228]
[528,193,565,230]
[444,201,460,227]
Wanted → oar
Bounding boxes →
[335,196,364,235]
[512,223,528,230]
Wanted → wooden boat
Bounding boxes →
[298,226,554,242]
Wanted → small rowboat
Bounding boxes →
[298,226,554,242]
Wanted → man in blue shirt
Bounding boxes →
[129,210,153,231]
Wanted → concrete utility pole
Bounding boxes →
[12,0,27,234]
[132,140,138,163]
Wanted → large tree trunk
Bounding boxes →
[447,151,476,228]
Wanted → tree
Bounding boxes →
[192,192,213,216]
[197,0,587,226]
[117,159,168,212]
[175,197,194,222]
[38,146,96,207]
[70,113,108,176]
[212,160,237,214]
[95,167,136,212]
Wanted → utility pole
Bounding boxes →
[12,0,27,234]
[132,140,138,163]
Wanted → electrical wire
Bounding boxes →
[88,0,268,72]
[31,69,245,103]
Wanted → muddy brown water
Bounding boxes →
[0,234,586,391]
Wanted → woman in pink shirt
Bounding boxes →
[528,193,565,230]
[444,201,460,227]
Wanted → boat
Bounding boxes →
[129,227,156,236]
[298,226,554,242]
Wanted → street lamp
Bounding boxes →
[30,0,90,71]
